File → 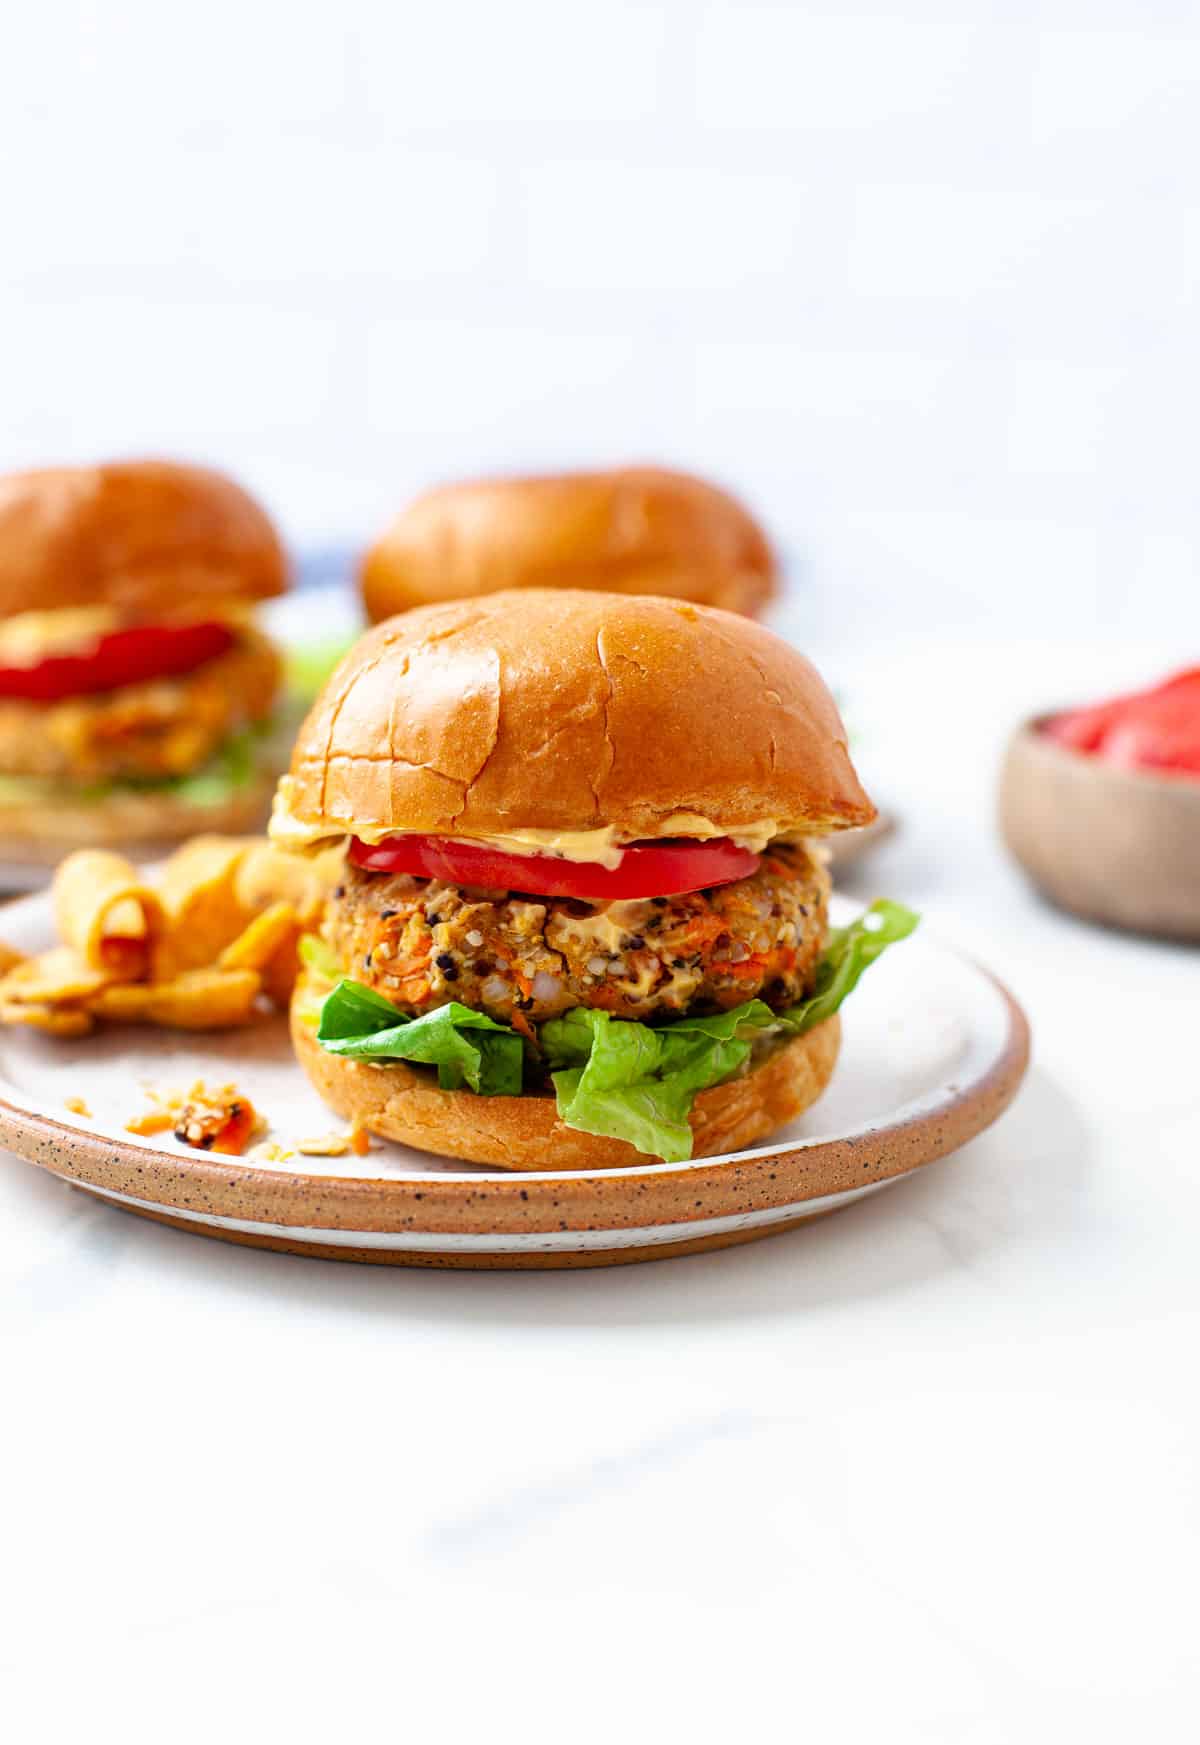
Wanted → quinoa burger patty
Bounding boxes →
[324,839,830,1032]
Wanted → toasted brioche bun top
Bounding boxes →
[0,460,288,620]
[360,466,777,621]
[272,590,874,852]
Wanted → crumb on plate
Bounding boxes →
[296,1122,372,1158]
[125,1079,266,1156]
[246,1140,297,1164]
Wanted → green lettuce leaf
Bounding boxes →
[0,723,265,810]
[777,899,921,1036]
[286,636,356,706]
[317,979,524,1095]
[542,901,920,1160]
[311,900,919,1161]
[542,1003,775,1163]
[298,933,341,982]
[167,725,259,804]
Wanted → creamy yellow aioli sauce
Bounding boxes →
[270,779,795,864]
[0,603,255,666]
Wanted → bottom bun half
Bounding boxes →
[291,976,841,1171]
[0,772,278,871]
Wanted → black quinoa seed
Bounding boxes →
[380,908,397,920]
[435,953,455,970]
[441,963,459,981]
[334,884,345,899]
[624,935,646,950]
[516,993,533,1010]
[364,952,373,969]
[427,913,442,926]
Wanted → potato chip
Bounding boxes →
[153,836,255,979]
[0,831,328,1044]
[0,947,111,1006]
[53,851,164,978]
[0,941,26,976]
[235,840,343,924]
[261,929,306,1010]
[218,902,298,974]
[88,967,262,1030]
[0,999,93,1038]
[150,969,262,1030]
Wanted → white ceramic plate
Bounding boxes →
[0,892,1029,1268]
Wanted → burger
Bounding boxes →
[0,459,289,866]
[274,590,916,1169]
[360,465,777,622]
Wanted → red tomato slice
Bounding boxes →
[0,621,236,702]
[348,833,762,898]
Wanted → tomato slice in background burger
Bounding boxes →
[0,621,236,703]
[348,833,762,899]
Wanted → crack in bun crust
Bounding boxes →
[279,590,875,845]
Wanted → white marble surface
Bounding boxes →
[1,623,1196,1741]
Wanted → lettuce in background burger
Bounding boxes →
[0,459,289,866]
[274,590,916,1168]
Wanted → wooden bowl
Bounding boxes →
[999,717,1200,941]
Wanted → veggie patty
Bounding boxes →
[323,839,830,1031]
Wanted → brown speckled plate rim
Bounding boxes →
[0,969,1030,1237]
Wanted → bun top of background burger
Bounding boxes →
[274,590,917,1170]
[359,465,777,623]
[0,459,289,868]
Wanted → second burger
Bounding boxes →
[0,458,290,863]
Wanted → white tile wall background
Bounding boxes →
[1,0,1197,642]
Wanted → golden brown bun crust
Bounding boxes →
[0,769,279,871]
[361,467,776,620]
[0,460,288,619]
[292,981,840,1170]
[280,590,874,842]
